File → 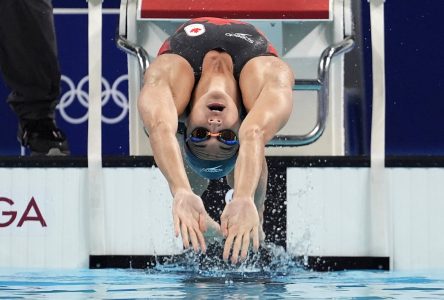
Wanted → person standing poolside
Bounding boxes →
[138,17,294,263]
[0,0,69,155]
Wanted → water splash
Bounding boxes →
[148,242,304,280]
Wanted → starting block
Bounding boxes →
[117,0,354,155]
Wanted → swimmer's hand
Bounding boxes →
[172,189,208,253]
[220,197,260,264]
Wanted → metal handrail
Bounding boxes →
[116,12,355,147]
[269,36,355,146]
[116,35,150,85]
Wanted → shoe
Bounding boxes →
[18,119,70,156]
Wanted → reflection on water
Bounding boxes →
[1,246,444,299]
[1,268,444,299]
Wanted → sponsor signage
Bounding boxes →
[0,197,47,228]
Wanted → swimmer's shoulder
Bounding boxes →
[150,53,194,76]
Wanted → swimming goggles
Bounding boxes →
[187,127,239,146]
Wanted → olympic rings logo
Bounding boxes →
[57,74,129,125]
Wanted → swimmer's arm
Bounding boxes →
[138,57,194,195]
[234,65,294,201]
[221,61,293,262]
[138,56,208,251]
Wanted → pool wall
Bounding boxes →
[1,157,443,271]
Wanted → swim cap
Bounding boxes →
[183,141,238,180]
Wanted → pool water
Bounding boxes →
[2,268,444,299]
[1,249,444,299]
[0,269,444,299]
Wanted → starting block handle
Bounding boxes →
[117,35,150,85]
[117,0,150,85]
[269,36,355,147]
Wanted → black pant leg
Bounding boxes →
[0,0,61,121]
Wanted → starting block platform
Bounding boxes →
[139,0,331,20]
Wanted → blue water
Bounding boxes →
[2,267,444,299]
[1,249,444,299]
[2,268,444,299]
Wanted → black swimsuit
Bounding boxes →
[158,17,278,79]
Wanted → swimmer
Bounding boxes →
[138,17,294,263]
